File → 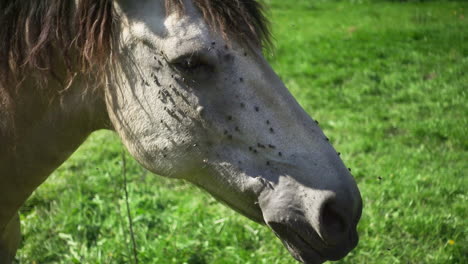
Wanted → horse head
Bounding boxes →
[106,1,362,263]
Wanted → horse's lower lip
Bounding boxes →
[268,222,326,264]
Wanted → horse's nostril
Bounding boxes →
[320,200,348,245]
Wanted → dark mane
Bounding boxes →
[191,0,271,49]
[0,0,115,91]
[0,0,271,92]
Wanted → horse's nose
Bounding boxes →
[317,192,362,246]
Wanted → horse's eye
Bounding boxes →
[170,53,214,75]
[172,56,204,71]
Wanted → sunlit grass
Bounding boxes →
[18,1,467,263]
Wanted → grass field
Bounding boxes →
[17,0,467,263]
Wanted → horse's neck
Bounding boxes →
[12,77,109,171]
[0,75,110,229]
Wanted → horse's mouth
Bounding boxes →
[268,221,357,264]
[268,222,325,264]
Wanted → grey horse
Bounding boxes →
[0,0,362,263]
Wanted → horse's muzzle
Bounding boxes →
[258,175,362,263]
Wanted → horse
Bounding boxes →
[0,0,362,263]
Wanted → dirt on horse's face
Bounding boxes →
[107,1,362,263]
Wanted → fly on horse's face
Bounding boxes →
[107,1,362,263]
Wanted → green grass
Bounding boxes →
[17,0,467,263]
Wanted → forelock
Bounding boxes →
[167,0,271,48]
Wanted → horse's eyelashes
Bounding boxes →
[170,53,214,75]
